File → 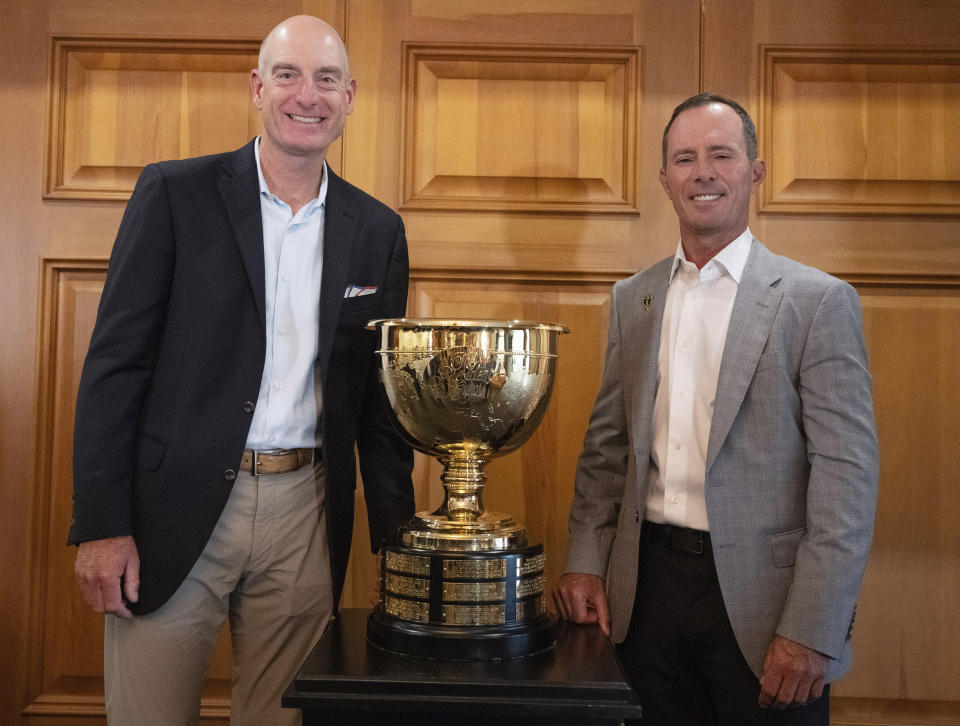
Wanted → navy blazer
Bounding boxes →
[70,140,415,614]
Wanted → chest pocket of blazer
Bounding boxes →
[769,526,807,568]
[339,294,381,323]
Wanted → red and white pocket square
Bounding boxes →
[344,284,378,298]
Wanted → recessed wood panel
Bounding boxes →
[46,38,261,201]
[401,43,640,213]
[831,276,960,724]
[27,260,230,723]
[759,47,960,216]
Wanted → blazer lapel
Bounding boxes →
[706,239,783,472]
[317,168,357,380]
[624,259,672,457]
[218,140,266,330]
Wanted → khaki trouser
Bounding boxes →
[104,462,333,726]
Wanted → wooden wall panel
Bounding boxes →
[401,43,639,213]
[5,2,959,726]
[759,47,960,216]
[833,277,960,722]
[46,38,261,200]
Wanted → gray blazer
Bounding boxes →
[564,238,878,681]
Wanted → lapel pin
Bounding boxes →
[642,293,654,310]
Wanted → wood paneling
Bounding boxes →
[342,0,699,273]
[833,276,960,723]
[401,43,639,213]
[3,2,959,726]
[759,47,960,216]
[46,38,261,200]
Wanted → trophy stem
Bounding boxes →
[437,448,489,522]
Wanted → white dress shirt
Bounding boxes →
[644,229,754,531]
[244,137,327,450]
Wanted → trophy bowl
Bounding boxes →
[366,318,568,659]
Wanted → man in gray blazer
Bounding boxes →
[553,94,878,724]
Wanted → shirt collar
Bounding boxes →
[254,136,328,209]
[669,228,754,284]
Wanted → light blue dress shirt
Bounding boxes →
[244,137,327,450]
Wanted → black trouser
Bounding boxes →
[616,523,829,725]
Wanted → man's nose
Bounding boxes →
[295,78,322,104]
[694,157,715,181]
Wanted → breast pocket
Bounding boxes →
[340,294,382,323]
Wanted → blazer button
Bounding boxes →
[224,469,237,482]
[242,401,256,414]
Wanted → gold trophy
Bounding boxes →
[366,319,568,660]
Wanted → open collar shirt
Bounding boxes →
[644,229,753,531]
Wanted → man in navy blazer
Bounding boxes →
[554,94,878,724]
[69,15,414,725]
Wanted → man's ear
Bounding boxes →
[250,69,264,110]
[344,78,357,116]
[659,167,672,200]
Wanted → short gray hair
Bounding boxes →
[661,93,758,167]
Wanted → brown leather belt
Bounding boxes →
[239,448,321,476]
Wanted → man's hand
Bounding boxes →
[74,536,140,619]
[758,634,829,709]
[552,572,611,636]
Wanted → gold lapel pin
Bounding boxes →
[642,293,654,310]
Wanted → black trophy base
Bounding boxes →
[367,607,558,661]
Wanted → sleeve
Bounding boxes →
[69,164,176,545]
[776,278,879,658]
[355,215,416,552]
[564,285,631,577]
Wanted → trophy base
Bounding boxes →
[367,608,557,661]
[368,542,556,660]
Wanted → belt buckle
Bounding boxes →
[251,449,283,476]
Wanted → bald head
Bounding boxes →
[258,15,350,78]
[251,14,356,164]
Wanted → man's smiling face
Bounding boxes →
[250,17,355,162]
[659,102,765,250]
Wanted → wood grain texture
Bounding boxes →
[759,47,960,215]
[4,2,959,726]
[400,43,639,213]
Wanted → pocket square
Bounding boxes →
[344,284,378,298]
